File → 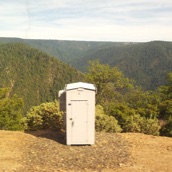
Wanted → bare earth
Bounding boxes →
[0,130,171,172]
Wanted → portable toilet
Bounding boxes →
[59,82,96,145]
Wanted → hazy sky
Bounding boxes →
[1,0,172,42]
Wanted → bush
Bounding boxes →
[123,113,142,133]
[0,88,24,131]
[123,113,160,136]
[95,105,122,132]
[24,100,63,131]
[141,117,160,136]
[159,100,172,120]
[160,117,172,137]
[105,102,137,128]
[104,102,160,135]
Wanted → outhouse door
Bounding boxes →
[70,100,88,144]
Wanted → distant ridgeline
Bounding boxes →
[0,37,172,90]
[0,43,84,112]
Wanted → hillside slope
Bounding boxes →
[0,43,84,112]
[0,130,171,172]
[0,37,124,63]
[73,41,172,90]
[1,38,172,90]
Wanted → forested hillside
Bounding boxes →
[1,38,172,90]
[0,43,83,112]
[0,37,123,63]
[73,41,172,90]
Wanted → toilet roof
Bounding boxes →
[65,82,96,91]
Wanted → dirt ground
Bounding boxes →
[0,130,171,172]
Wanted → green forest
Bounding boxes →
[0,43,83,112]
[1,38,172,90]
[0,41,171,137]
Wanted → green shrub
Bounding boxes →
[25,100,63,131]
[123,113,160,135]
[95,105,122,132]
[123,113,142,133]
[160,117,172,137]
[141,117,160,136]
[103,102,160,135]
[159,100,172,120]
[0,88,24,131]
[105,102,137,128]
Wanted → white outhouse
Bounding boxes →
[59,82,96,145]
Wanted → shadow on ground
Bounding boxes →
[25,130,66,145]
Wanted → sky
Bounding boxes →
[0,0,172,42]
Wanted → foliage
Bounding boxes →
[160,117,172,137]
[87,60,133,105]
[74,41,172,90]
[105,102,160,135]
[0,39,172,136]
[1,38,172,90]
[0,37,125,65]
[105,102,136,126]
[95,105,122,133]
[0,87,9,99]
[123,113,160,135]
[86,61,161,136]
[158,73,172,136]
[0,43,84,113]
[124,88,160,118]
[0,88,24,130]
[122,113,142,133]
[158,72,172,99]
[159,100,172,120]
[141,117,160,136]
[25,101,63,131]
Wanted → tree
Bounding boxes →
[124,88,160,118]
[86,61,161,135]
[0,88,24,130]
[158,72,172,100]
[158,72,172,136]
[160,117,172,137]
[86,60,133,105]
[158,73,172,120]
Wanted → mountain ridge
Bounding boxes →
[1,37,172,90]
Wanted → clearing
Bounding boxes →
[0,130,171,172]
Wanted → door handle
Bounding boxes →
[70,118,73,120]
